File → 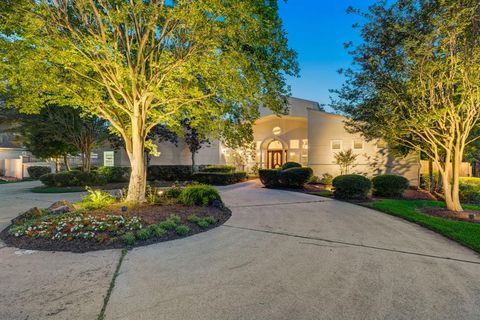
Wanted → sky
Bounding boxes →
[278,0,376,111]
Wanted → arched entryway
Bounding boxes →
[266,140,287,169]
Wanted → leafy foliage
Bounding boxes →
[79,187,116,210]
[178,184,222,206]
[372,175,409,198]
[334,149,357,175]
[332,174,372,200]
[192,172,247,185]
[281,162,302,170]
[97,167,131,183]
[0,0,298,203]
[27,166,51,179]
[200,165,236,173]
[40,171,107,187]
[278,167,313,188]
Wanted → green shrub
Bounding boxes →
[79,187,116,209]
[259,169,281,187]
[278,167,313,188]
[192,172,247,185]
[175,225,190,236]
[332,174,372,200]
[136,228,151,241]
[147,165,197,181]
[168,214,181,224]
[148,225,167,238]
[281,162,302,170]
[27,166,51,179]
[200,165,236,173]
[39,173,56,187]
[122,232,136,245]
[187,214,200,223]
[178,184,221,206]
[459,183,480,204]
[308,175,321,184]
[460,177,480,187]
[197,219,210,228]
[159,219,177,230]
[372,174,410,197]
[97,166,130,183]
[39,171,106,187]
[320,173,334,185]
[204,216,216,224]
[163,186,183,199]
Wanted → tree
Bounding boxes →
[332,0,480,212]
[181,118,210,172]
[334,149,358,175]
[0,0,298,203]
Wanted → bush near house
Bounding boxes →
[147,165,196,181]
[27,166,52,179]
[281,162,302,170]
[178,184,222,206]
[259,166,313,188]
[372,174,409,198]
[192,171,247,185]
[459,177,480,204]
[332,174,372,200]
[259,169,281,187]
[97,166,130,183]
[200,165,236,173]
[279,167,313,188]
[40,171,107,187]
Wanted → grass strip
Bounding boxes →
[97,248,128,320]
[31,186,85,193]
[370,199,480,253]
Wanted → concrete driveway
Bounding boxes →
[1,180,480,319]
[105,180,480,320]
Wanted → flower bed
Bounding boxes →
[0,185,231,252]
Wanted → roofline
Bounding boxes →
[307,108,348,120]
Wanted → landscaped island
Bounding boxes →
[0,184,231,252]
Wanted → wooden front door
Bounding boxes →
[268,150,283,169]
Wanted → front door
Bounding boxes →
[268,150,283,169]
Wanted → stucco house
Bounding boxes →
[108,97,420,186]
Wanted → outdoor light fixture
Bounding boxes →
[469,213,476,222]
[121,206,128,213]
[272,126,281,135]
[157,190,164,196]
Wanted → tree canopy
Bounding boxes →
[0,0,298,202]
[332,0,480,212]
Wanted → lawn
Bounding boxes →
[31,186,86,193]
[371,199,480,252]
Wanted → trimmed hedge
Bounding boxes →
[97,166,130,183]
[259,169,281,187]
[459,178,480,204]
[193,172,247,185]
[281,162,302,170]
[27,166,52,179]
[372,174,409,197]
[332,174,372,200]
[147,165,195,181]
[178,184,222,206]
[40,171,107,187]
[200,165,235,173]
[279,167,313,188]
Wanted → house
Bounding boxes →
[107,97,421,186]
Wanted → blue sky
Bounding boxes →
[279,0,376,111]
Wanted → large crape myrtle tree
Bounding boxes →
[0,0,298,203]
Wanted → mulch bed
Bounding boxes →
[421,207,480,224]
[0,204,231,253]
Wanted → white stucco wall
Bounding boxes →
[307,109,421,186]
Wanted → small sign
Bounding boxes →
[104,151,115,167]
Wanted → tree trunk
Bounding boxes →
[84,145,92,173]
[63,155,71,171]
[126,128,146,203]
[191,152,196,173]
[441,161,463,212]
[428,159,434,193]
[55,158,60,173]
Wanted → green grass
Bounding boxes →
[310,191,334,198]
[31,186,85,193]
[370,199,480,252]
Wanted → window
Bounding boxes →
[290,139,299,149]
[353,139,364,150]
[331,140,342,151]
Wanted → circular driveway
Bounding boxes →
[105,180,480,320]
